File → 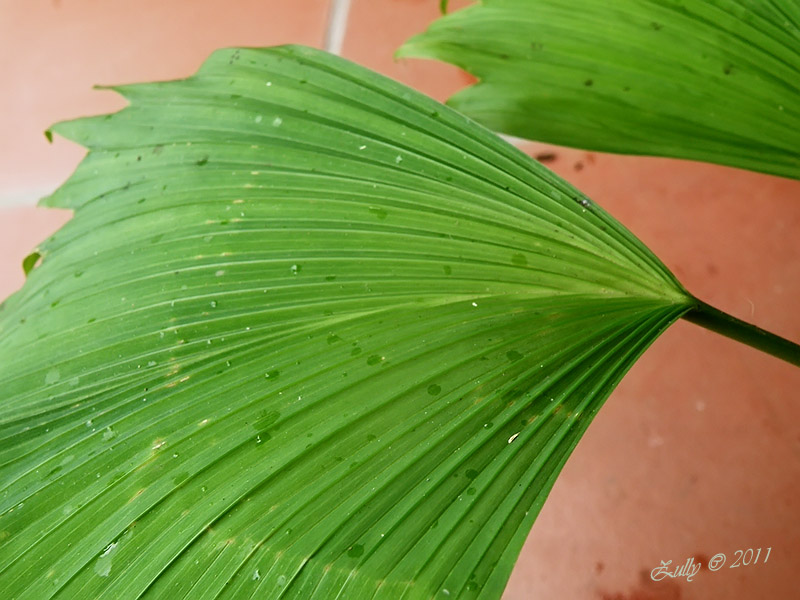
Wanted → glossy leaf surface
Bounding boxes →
[400,0,800,180]
[0,46,690,599]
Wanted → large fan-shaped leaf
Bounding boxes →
[399,0,800,180]
[0,46,691,599]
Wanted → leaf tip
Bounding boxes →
[22,251,42,276]
[394,37,426,61]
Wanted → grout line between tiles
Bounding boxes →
[0,185,59,208]
[324,0,352,55]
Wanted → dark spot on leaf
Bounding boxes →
[367,433,377,442]
[443,265,452,275]
[230,94,242,99]
[350,347,362,356]
[574,161,584,171]
[511,253,527,266]
[137,198,146,204]
[136,155,142,161]
[535,152,557,163]
[347,544,364,558]
[219,220,229,226]
[153,144,164,154]
[506,350,523,362]
[650,22,663,30]
[366,354,382,365]
[87,317,96,324]
[467,487,477,496]
[50,299,60,308]
[723,64,733,75]
[531,42,544,51]
[74,270,83,278]
[584,79,594,86]
[427,384,442,396]
[196,156,209,166]
[264,370,280,380]
[465,469,479,480]
[325,275,337,281]
[327,333,341,345]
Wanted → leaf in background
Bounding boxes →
[0,45,691,599]
[399,0,800,180]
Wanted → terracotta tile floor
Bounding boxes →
[2,2,799,598]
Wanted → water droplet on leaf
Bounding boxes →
[45,368,60,384]
[347,544,365,558]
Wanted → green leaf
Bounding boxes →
[0,45,690,599]
[398,0,800,180]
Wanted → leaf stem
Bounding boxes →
[682,299,800,367]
